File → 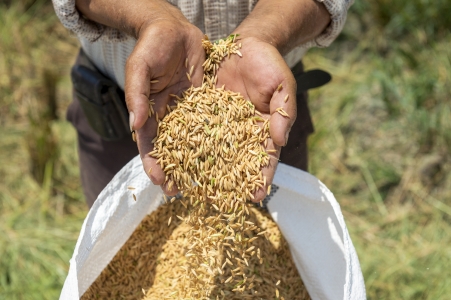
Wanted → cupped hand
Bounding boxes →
[216,36,297,202]
[125,17,205,195]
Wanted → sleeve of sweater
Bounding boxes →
[52,0,354,47]
[305,0,354,48]
[51,0,128,42]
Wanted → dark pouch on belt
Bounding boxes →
[71,60,129,141]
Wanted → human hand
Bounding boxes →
[125,13,205,196]
[216,36,297,202]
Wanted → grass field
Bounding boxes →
[1,1,450,299]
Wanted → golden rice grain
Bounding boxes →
[81,202,310,300]
[276,107,290,118]
[81,34,309,300]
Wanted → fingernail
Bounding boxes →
[129,111,135,132]
[285,131,290,146]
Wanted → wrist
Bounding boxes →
[228,33,284,64]
[231,0,331,56]
[135,4,191,39]
[232,29,286,54]
[76,0,190,39]
[137,18,201,55]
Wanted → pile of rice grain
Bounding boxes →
[81,201,310,300]
[82,35,309,299]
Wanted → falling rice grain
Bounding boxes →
[81,202,310,300]
[81,34,310,300]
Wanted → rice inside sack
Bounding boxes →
[81,201,310,299]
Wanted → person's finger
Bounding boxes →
[138,117,180,197]
[252,138,281,203]
[125,51,153,132]
[140,87,184,195]
[138,119,165,185]
[137,89,170,184]
[140,130,180,196]
[161,179,179,196]
[269,73,297,147]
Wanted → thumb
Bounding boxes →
[269,75,297,147]
[125,53,151,131]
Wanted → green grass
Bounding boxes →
[0,1,86,299]
[304,14,451,298]
[1,1,450,299]
[0,121,87,299]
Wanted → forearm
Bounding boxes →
[234,0,331,55]
[75,0,186,38]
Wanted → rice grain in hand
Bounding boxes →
[81,34,309,299]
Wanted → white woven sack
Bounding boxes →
[60,155,366,300]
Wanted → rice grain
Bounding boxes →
[81,34,309,300]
